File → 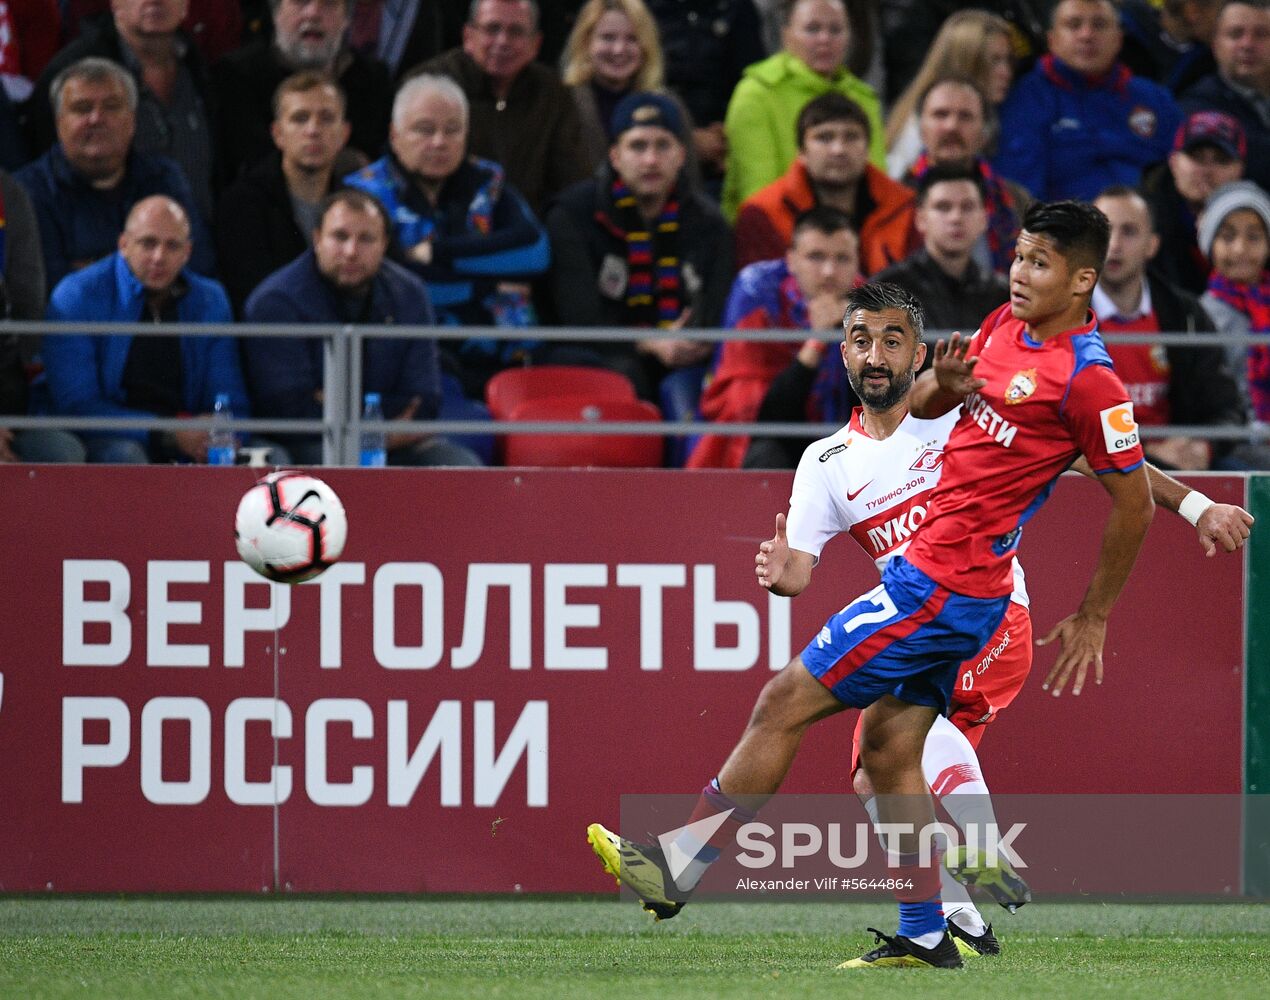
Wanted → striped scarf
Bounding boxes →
[1206,271,1270,420]
[608,177,683,328]
[910,154,1019,275]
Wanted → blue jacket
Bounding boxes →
[14,145,215,291]
[243,249,442,421]
[344,154,549,324]
[995,55,1181,201]
[43,253,246,442]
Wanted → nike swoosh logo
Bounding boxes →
[846,481,873,501]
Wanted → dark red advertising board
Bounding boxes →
[0,468,1246,892]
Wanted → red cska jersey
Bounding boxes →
[905,303,1145,598]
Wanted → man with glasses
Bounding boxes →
[421,0,589,213]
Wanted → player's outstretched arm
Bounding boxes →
[909,332,987,418]
[1070,457,1254,556]
[1039,464,1154,697]
[1193,499,1256,555]
[755,513,815,597]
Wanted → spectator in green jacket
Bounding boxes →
[721,0,884,220]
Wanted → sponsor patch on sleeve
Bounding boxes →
[1099,402,1140,453]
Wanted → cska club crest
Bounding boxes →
[1128,105,1158,138]
[1004,368,1038,404]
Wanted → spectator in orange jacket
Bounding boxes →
[733,92,916,275]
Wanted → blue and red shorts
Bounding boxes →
[800,557,1010,714]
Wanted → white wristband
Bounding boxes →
[1178,490,1214,527]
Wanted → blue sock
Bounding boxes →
[898,900,945,938]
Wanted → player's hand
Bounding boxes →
[1037,612,1106,697]
[1196,502,1254,556]
[931,332,986,398]
[641,334,708,368]
[796,337,828,369]
[668,307,694,331]
[755,513,790,590]
[807,292,848,332]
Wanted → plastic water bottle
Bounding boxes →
[359,392,387,467]
[207,392,236,466]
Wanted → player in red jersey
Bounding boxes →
[835,203,1153,966]
[588,206,1248,969]
[905,203,1152,693]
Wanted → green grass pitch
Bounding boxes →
[2,897,1268,999]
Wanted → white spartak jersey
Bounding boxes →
[785,407,1029,607]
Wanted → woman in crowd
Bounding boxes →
[560,0,699,182]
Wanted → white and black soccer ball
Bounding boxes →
[234,471,347,584]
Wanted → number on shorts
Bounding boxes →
[841,584,898,634]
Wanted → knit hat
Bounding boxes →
[1197,180,1270,258]
[611,92,686,142]
[1173,110,1247,160]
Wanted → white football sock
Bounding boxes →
[910,928,947,949]
[945,896,988,935]
[939,860,982,922]
[922,716,996,934]
[923,715,1000,862]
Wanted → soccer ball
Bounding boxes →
[234,471,347,584]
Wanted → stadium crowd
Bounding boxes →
[1,0,1268,469]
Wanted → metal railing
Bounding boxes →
[6,320,1270,465]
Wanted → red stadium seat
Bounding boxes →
[503,396,664,468]
[485,365,637,420]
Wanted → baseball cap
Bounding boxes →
[611,92,686,143]
[1173,111,1247,160]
